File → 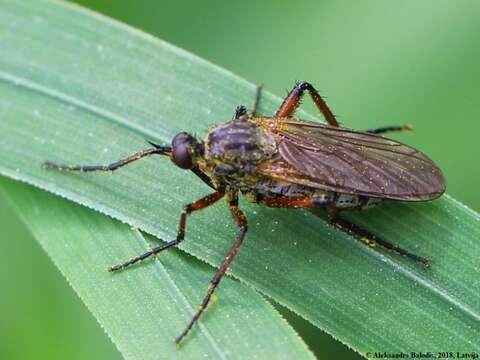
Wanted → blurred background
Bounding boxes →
[1,0,479,359]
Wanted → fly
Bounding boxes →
[43,81,446,345]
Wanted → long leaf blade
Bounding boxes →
[2,178,314,360]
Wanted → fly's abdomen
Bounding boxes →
[244,177,383,211]
[334,193,382,209]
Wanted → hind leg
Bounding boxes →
[275,81,339,126]
[326,204,430,267]
[366,124,413,135]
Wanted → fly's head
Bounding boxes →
[170,132,204,170]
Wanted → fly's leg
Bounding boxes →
[252,84,263,116]
[108,191,225,272]
[258,195,430,267]
[234,105,247,119]
[43,143,216,190]
[175,196,248,345]
[234,84,263,119]
[366,124,413,135]
[43,144,171,172]
[275,81,339,127]
[326,206,431,267]
[190,167,216,190]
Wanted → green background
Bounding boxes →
[1,1,479,359]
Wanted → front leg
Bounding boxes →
[43,144,171,173]
[190,166,216,190]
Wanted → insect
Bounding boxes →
[43,81,446,344]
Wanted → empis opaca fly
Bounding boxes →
[44,81,446,344]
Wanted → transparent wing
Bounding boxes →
[253,118,445,201]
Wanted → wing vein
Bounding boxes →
[254,117,445,200]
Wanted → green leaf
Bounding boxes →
[0,0,479,356]
[2,177,313,359]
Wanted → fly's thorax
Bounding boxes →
[203,118,276,187]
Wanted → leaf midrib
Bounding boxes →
[0,71,161,142]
